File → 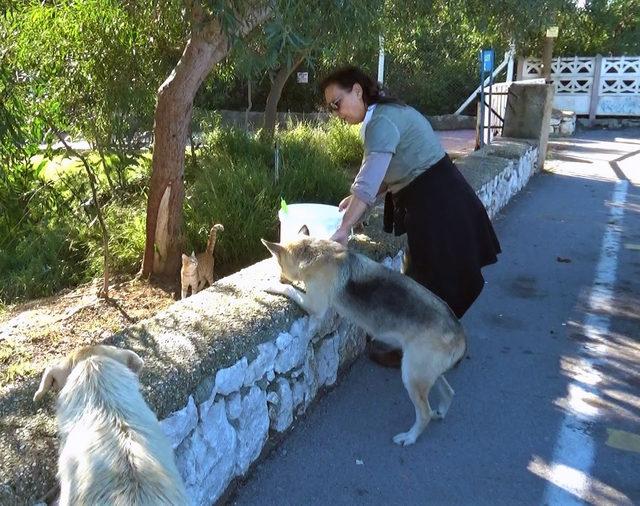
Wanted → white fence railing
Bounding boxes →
[518,55,640,117]
[455,47,515,116]
[477,79,546,145]
[477,82,511,145]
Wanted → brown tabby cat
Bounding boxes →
[181,224,224,299]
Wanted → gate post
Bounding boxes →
[503,82,555,171]
[516,57,525,81]
[589,54,603,126]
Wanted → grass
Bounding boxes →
[82,194,148,277]
[31,153,83,181]
[31,151,152,183]
[0,222,88,302]
[1,120,363,303]
[0,341,36,385]
[184,120,359,272]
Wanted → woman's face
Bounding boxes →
[324,82,366,124]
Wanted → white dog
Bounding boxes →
[34,345,187,505]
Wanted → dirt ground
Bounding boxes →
[0,277,176,391]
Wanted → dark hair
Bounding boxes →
[319,66,403,106]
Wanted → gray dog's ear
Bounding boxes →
[261,239,284,259]
[33,363,71,402]
[298,225,310,236]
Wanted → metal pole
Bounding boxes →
[274,141,280,183]
[542,34,556,83]
[506,42,515,83]
[478,50,485,148]
[488,60,493,144]
[377,35,385,85]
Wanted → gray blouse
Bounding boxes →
[350,104,446,205]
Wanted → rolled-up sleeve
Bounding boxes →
[364,116,400,155]
[350,151,393,205]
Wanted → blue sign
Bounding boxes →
[481,49,494,73]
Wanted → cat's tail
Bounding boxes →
[206,224,224,254]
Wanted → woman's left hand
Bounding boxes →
[330,227,349,246]
[338,195,352,211]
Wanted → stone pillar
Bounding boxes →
[503,82,555,170]
[516,57,525,81]
[588,54,603,126]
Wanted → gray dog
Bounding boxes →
[263,234,467,446]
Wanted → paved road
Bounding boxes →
[229,129,640,506]
[436,129,476,156]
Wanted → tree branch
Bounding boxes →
[50,126,110,298]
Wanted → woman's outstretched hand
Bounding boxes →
[338,195,352,211]
[330,227,349,246]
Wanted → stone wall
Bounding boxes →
[161,295,369,505]
[205,109,476,132]
[458,139,540,218]
[550,109,577,137]
[576,117,640,130]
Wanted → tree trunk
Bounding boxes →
[141,35,223,279]
[141,5,271,280]
[262,54,306,142]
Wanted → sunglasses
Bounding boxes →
[327,94,346,113]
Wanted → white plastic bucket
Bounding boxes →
[278,203,343,243]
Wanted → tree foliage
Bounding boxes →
[553,0,640,56]
[11,0,185,148]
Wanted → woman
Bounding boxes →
[322,66,501,367]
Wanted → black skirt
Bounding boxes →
[383,154,501,318]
